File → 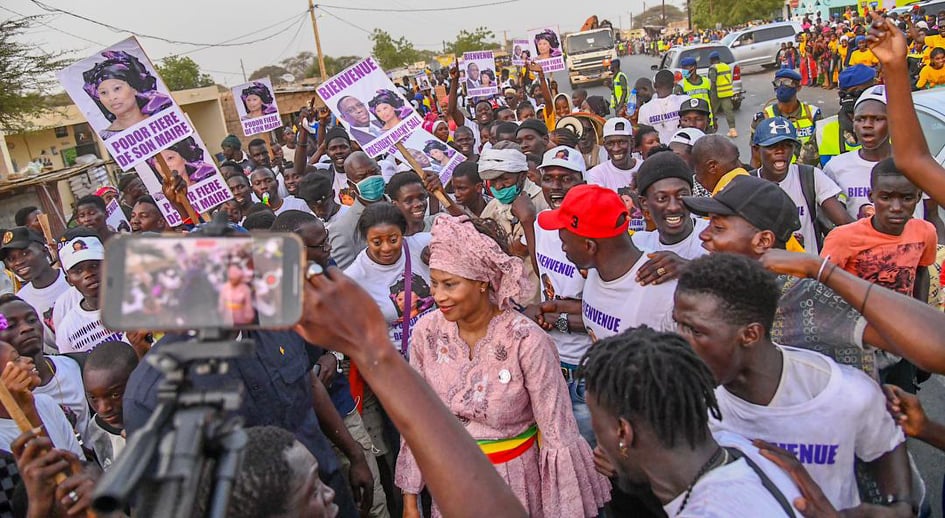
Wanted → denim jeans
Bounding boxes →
[563,362,596,449]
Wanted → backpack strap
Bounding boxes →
[725,447,797,517]
[797,164,830,251]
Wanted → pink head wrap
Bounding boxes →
[429,215,532,311]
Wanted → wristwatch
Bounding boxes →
[554,313,570,334]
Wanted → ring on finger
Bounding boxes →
[305,262,324,280]
[656,267,667,276]
[67,490,79,504]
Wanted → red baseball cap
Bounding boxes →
[537,184,629,238]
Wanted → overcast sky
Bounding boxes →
[3,0,681,86]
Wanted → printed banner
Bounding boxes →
[512,39,531,66]
[134,130,233,226]
[56,37,194,170]
[317,57,422,158]
[105,199,131,233]
[462,51,498,98]
[393,129,463,186]
[232,77,282,136]
[416,73,432,91]
[527,26,566,73]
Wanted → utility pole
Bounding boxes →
[307,0,327,82]
[662,0,667,25]
[240,59,247,82]
[687,0,692,29]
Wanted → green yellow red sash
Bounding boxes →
[477,424,539,464]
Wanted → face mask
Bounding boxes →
[490,183,520,204]
[355,176,386,202]
[775,85,798,103]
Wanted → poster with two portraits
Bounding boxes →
[56,37,232,228]
[526,26,565,73]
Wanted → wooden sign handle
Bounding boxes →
[0,382,67,485]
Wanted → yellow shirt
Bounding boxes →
[848,49,879,67]
[712,167,805,252]
[917,64,945,89]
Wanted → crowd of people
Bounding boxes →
[1,10,945,518]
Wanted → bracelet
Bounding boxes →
[860,283,874,315]
[816,256,831,283]
[823,262,837,284]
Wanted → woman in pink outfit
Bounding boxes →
[395,215,610,517]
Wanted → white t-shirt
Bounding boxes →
[34,355,89,441]
[533,218,592,365]
[323,203,350,231]
[824,151,926,220]
[0,394,83,455]
[765,164,842,254]
[55,303,126,354]
[585,159,642,192]
[581,254,676,342]
[51,287,83,343]
[16,270,71,353]
[637,93,691,144]
[664,431,803,517]
[344,233,433,346]
[272,195,314,216]
[709,345,905,509]
[631,218,710,260]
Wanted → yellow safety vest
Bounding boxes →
[611,71,629,109]
[816,119,861,167]
[682,76,713,120]
[711,63,734,98]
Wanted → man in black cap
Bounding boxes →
[0,227,74,352]
[515,118,550,157]
[221,134,253,173]
[298,172,348,230]
[678,98,712,133]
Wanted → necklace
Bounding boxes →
[43,358,63,401]
[675,447,728,516]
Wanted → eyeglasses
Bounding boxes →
[306,234,331,252]
[772,79,800,88]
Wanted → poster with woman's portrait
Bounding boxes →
[528,26,566,73]
[56,37,194,170]
[393,128,462,186]
[512,39,531,66]
[462,51,498,98]
[232,77,282,137]
[316,57,422,158]
[134,130,233,226]
[415,74,432,91]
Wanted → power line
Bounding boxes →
[27,0,308,48]
[315,0,519,12]
[177,12,308,56]
[0,5,106,47]
[317,6,372,35]
[274,16,308,62]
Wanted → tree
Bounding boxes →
[444,27,500,55]
[691,0,781,28]
[632,5,686,28]
[305,55,362,78]
[370,29,421,70]
[281,51,315,80]
[249,65,290,84]
[155,55,215,91]
[0,17,70,133]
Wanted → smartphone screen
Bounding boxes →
[102,233,303,331]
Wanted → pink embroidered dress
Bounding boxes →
[394,215,610,517]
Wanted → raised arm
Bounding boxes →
[447,62,467,128]
[867,14,945,205]
[294,266,527,518]
[527,61,553,111]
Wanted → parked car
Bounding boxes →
[721,22,802,68]
[651,44,745,110]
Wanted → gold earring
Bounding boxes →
[480,285,487,293]
[618,441,629,458]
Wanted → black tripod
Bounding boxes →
[92,335,254,518]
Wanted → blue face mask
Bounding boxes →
[355,176,386,202]
[490,183,520,204]
[775,85,798,103]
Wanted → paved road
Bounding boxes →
[551,53,945,517]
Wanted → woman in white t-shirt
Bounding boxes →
[343,202,434,350]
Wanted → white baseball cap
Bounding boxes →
[538,146,586,175]
[854,85,887,111]
[58,233,104,271]
[669,128,706,147]
[603,117,633,137]
[916,20,929,30]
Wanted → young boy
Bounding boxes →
[821,157,937,301]
[54,228,125,354]
[83,340,138,470]
[73,195,115,242]
[916,47,945,89]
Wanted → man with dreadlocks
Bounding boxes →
[580,326,804,517]
[673,253,913,515]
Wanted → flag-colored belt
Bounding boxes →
[477,424,539,464]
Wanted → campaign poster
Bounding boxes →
[105,199,131,233]
[316,57,423,158]
[56,37,194,170]
[394,129,463,186]
[462,51,498,98]
[232,77,282,137]
[528,26,566,73]
[415,73,432,91]
[511,39,531,66]
[134,130,233,226]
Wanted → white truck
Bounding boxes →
[564,27,618,89]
